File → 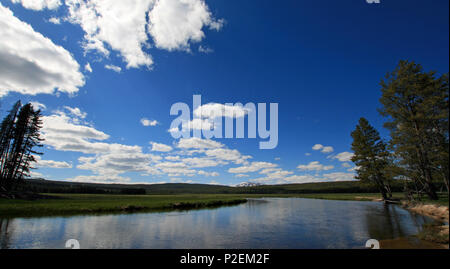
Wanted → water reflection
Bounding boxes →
[0,198,435,249]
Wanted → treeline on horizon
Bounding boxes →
[16,178,441,195]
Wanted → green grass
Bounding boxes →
[0,194,250,217]
[0,192,387,218]
[1,192,447,218]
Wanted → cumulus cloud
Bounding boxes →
[84,63,92,73]
[194,103,251,119]
[65,0,154,69]
[141,118,159,127]
[67,174,132,184]
[48,17,61,24]
[205,148,251,165]
[312,144,334,153]
[150,142,173,152]
[64,106,87,119]
[41,109,141,154]
[228,162,277,174]
[176,137,224,149]
[297,161,334,171]
[312,144,324,151]
[148,0,223,51]
[198,45,213,54]
[0,4,85,97]
[77,152,161,176]
[198,170,219,177]
[105,64,122,73]
[321,146,334,153]
[35,156,72,169]
[9,1,223,72]
[30,101,47,111]
[11,0,61,11]
[333,152,354,162]
[182,157,222,168]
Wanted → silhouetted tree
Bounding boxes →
[0,102,43,193]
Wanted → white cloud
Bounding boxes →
[342,162,352,168]
[333,152,354,162]
[65,0,154,68]
[182,157,222,168]
[198,170,219,177]
[234,174,249,178]
[321,146,334,153]
[150,142,173,152]
[198,45,213,54]
[11,0,61,11]
[205,148,251,164]
[48,17,61,24]
[10,1,222,71]
[41,110,141,155]
[105,64,122,73]
[84,62,92,73]
[176,138,224,149]
[30,101,47,111]
[165,155,181,161]
[0,4,84,97]
[77,152,161,176]
[297,161,334,171]
[312,144,324,151]
[194,103,250,119]
[312,144,334,153]
[155,161,197,176]
[228,162,277,174]
[148,0,223,51]
[64,106,87,119]
[35,156,72,169]
[67,174,131,184]
[141,118,159,127]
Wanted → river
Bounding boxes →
[0,198,435,249]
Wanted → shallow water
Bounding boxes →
[0,198,435,249]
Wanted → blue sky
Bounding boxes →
[0,0,448,186]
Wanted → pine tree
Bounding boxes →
[0,102,43,192]
[351,118,392,200]
[379,60,448,200]
[0,101,21,190]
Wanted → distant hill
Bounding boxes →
[16,178,410,195]
[235,182,263,187]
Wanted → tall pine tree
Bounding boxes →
[379,60,448,200]
[0,102,43,192]
[351,118,392,200]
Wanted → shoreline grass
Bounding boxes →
[1,192,447,218]
[0,194,250,218]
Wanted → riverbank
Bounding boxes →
[0,194,248,217]
[402,200,449,248]
[291,192,449,249]
[0,192,406,217]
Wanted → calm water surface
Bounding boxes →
[0,198,434,249]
